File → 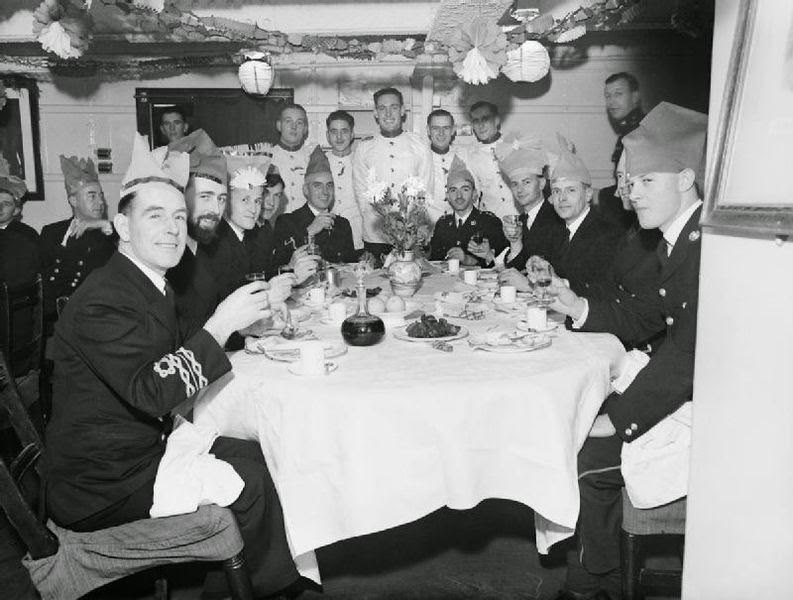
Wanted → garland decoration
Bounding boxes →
[0,82,6,111]
[448,18,507,85]
[33,0,94,60]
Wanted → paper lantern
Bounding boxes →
[448,18,507,86]
[502,40,550,83]
[238,51,273,96]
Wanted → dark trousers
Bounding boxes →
[567,433,624,596]
[70,437,299,597]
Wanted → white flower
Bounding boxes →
[38,22,81,60]
[366,169,389,205]
[401,176,426,198]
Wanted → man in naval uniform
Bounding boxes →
[270,103,313,216]
[430,156,507,267]
[494,135,567,270]
[325,110,364,251]
[273,145,356,266]
[39,155,116,328]
[464,101,515,219]
[0,157,39,288]
[352,87,433,258]
[425,108,464,224]
[550,103,707,599]
[44,134,301,598]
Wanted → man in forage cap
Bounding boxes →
[44,133,302,599]
[429,155,508,267]
[273,144,357,265]
[39,154,116,327]
[493,134,566,270]
[549,102,707,599]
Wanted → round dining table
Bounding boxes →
[191,267,626,582]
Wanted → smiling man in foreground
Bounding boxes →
[44,135,301,598]
[550,102,707,600]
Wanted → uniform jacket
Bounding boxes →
[272,203,356,266]
[201,219,273,301]
[505,201,567,270]
[552,210,623,296]
[352,132,434,244]
[167,245,221,339]
[464,137,515,219]
[428,147,463,224]
[594,185,636,233]
[39,218,116,321]
[0,220,40,287]
[582,206,702,442]
[44,252,230,526]
[325,151,364,249]
[271,143,312,215]
[429,207,509,267]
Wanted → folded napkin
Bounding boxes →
[150,416,244,518]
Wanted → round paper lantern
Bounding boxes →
[238,51,273,96]
[502,41,550,83]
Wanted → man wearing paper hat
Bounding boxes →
[544,134,622,294]
[45,133,302,598]
[550,102,707,599]
[494,134,567,270]
[429,155,508,267]
[273,144,357,265]
[164,129,230,335]
[352,87,434,257]
[39,154,116,326]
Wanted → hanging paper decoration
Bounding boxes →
[238,51,274,95]
[502,40,550,83]
[553,24,587,43]
[448,18,507,85]
[0,82,6,112]
[132,0,165,12]
[33,0,93,60]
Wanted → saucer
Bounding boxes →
[516,320,559,333]
[287,361,338,376]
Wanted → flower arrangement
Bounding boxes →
[368,172,433,256]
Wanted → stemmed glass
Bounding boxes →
[502,214,521,242]
[527,256,553,306]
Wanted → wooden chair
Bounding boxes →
[0,350,254,600]
[620,489,686,600]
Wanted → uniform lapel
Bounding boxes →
[659,206,702,283]
[114,253,179,340]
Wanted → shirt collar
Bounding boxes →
[306,203,328,217]
[277,140,305,152]
[185,236,198,254]
[454,207,473,224]
[226,219,246,242]
[663,200,702,251]
[431,144,451,155]
[566,206,590,239]
[120,248,167,295]
[379,128,404,139]
[524,201,544,227]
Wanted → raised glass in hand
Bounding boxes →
[527,256,553,305]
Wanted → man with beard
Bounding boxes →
[464,101,515,219]
[325,110,364,251]
[494,135,566,269]
[270,103,313,215]
[39,155,116,328]
[352,88,433,258]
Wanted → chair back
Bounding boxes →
[0,277,44,378]
[0,349,59,559]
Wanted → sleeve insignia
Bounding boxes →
[153,347,209,397]
[688,230,700,242]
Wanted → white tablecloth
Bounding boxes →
[193,271,625,580]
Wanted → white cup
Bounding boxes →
[308,287,326,306]
[298,341,326,375]
[500,285,517,304]
[463,270,478,285]
[328,301,347,323]
[526,306,547,331]
[447,258,460,274]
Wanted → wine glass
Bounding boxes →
[502,214,521,242]
[527,256,553,305]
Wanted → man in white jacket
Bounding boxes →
[325,110,363,251]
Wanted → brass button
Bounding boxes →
[659,288,666,297]
[666,316,674,326]
[624,428,633,436]
[631,423,638,431]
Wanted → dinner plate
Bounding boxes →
[468,335,552,353]
[259,341,348,362]
[516,320,559,333]
[393,326,469,343]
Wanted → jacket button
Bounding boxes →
[55,258,61,264]
[76,272,82,277]
[54,268,59,274]
[78,260,84,266]
[631,423,638,431]
[49,276,55,282]
[666,316,674,326]
[624,428,633,436]
[71,282,77,288]
[659,288,666,297]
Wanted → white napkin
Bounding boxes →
[611,349,650,393]
[150,416,244,518]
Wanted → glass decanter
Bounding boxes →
[341,263,385,347]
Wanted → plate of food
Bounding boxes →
[339,286,382,298]
[245,337,348,362]
[393,314,469,343]
[468,332,552,353]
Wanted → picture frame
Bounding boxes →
[0,78,44,201]
[701,0,793,236]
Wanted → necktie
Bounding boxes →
[457,218,463,229]
[656,239,670,266]
[164,280,176,309]
[519,213,528,225]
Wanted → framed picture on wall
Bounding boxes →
[135,87,294,149]
[702,0,793,235]
[0,78,44,200]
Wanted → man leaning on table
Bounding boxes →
[550,102,707,600]
[429,155,508,267]
[43,135,301,599]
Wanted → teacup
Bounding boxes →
[327,302,347,323]
[463,270,478,285]
[500,285,517,304]
[526,306,547,330]
[308,287,326,306]
[447,258,460,274]
[297,341,326,375]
